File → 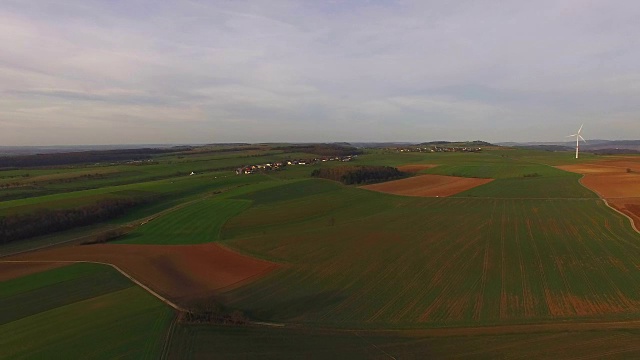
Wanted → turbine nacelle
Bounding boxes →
[566,134,586,143]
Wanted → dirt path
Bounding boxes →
[577,176,640,234]
[557,161,640,234]
[0,259,185,311]
[4,242,280,306]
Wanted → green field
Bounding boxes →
[3,145,640,358]
[117,198,252,245]
[221,181,640,327]
[168,324,640,359]
[0,264,173,359]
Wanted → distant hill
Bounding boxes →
[497,140,640,153]
[0,144,192,156]
[348,142,415,148]
[419,140,494,147]
[510,145,574,152]
[0,147,191,168]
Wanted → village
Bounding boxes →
[235,155,356,175]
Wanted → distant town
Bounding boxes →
[235,155,356,175]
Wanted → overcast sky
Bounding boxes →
[1,1,639,145]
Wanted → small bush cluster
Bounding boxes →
[82,227,131,245]
[183,302,249,325]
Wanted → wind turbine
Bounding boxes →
[567,124,586,159]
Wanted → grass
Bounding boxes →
[454,171,597,198]
[117,198,252,245]
[0,287,173,359]
[3,146,640,357]
[168,324,640,359]
[0,172,273,255]
[0,149,315,198]
[0,263,133,324]
[0,263,116,297]
[234,179,342,205]
[220,180,640,328]
[0,263,173,359]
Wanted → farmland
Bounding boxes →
[558,157,640,231]
[360,174,493,197]
[2,144,640,358]
[9,243,280,306]
[116,198,252,245]
[167,324,640,359]
[0,263,173,359]
[223,186,640,327]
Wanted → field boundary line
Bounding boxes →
[575,176,640,234]
[1,259,287,329]
[601,198,640,234]
[0,259,185,311]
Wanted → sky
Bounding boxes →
[1,0,639,145]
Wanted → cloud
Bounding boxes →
[0,0,639,145]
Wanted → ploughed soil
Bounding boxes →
[0,261,68,282]
[5,243,280,306]
[361,174,493,197]
[557,158,640,231]
[397,164,438,173]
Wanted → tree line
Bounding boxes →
[0,148,185,168]
[0,197,152,244]
[274,144,362,157]
[311,165,406,185]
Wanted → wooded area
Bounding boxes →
[311,165,406,185]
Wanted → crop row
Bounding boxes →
[225,184,640,327]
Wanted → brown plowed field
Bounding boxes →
[397,164,438,173]
[6,243,280,305]
[361,174,493,197]
[608,198,640,232]
[557,158,640,230]
[0,261,68,281]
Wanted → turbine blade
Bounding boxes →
[566,134,577,137]
[579,135,586,143]
[578,123,584,134]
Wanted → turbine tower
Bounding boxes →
[567,124,586,159]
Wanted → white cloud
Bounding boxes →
[1,0,639,145]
